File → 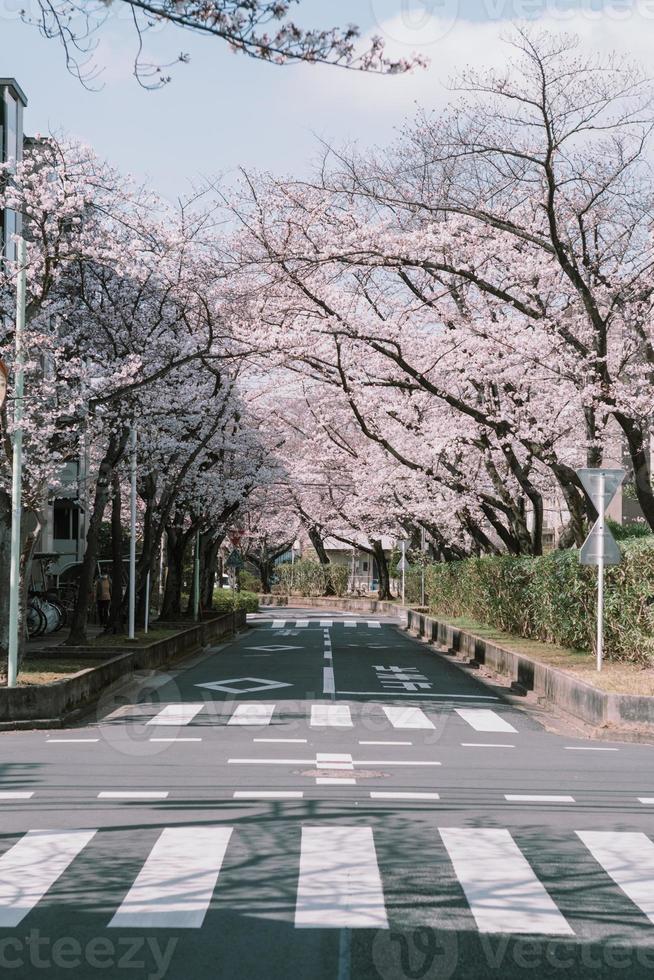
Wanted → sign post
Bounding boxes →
[397,540,410,606]
[577,467,624,671]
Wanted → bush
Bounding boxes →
[275,559,351,597]
[211,589,259,614]
[239,570,262,592]
[424,539,654,665]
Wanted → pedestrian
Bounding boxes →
[96,573,112,627]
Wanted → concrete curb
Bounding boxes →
[2,610,246,729]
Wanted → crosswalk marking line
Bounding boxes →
[368,622,382,628]
[382,706,435,730]
[639,798,654,804]
[0,792,34,800]
[98,792,169,800]
[370,792,439,800]
[311,705,353,728]
[0,829,97,927]
[576,831,654,924]
[295,827,388,928]
[272,621,285,628]
[320,620,333,627]
[454,709,518,733]
[323,666,335,696]
[295,620,309,628]
[233,791,303,799]
[146,704,204,726]
[344,621,357,628]
[109,826,232,929]
[315,778,357,785]
[505,795,575,803]
[228,704,276,726]
[440,828,573,935]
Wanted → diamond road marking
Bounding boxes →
[195,678,293,694]
[245,645,302,652]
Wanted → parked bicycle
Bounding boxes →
[26,591,66,638]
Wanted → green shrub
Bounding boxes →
[211,590,259,614]
[424,539,654,665]
[239,570,262,592]
[274,559,351,597]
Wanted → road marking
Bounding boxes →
[323,666,335,696]
[565,746,619,751]
[440,828,573,935]
[253,738,308,743]
[149,737,202,743]
[316,778,357,785]
[320,620,333,627]
[229,758,312,765]
[382,706,435,730]
[454,709,517,733]
[0,792,34,800]
[368,622,382,628]
[505,795,575,803]
[98,792,169,800]
[0,829,97,927]
[311,705,353,728]
[638,798,654,805]
[355,760,441,767]
[196,678,292,694]
[317,753,354,770]
[146,704,204,726]
[337,691,499,699]
[233,791,303,799]
[295,827,388,928]
[47,738,99,743]
[359,741,413,746]
[109,826,232,929]
[461,743,515,748]
[577,831,654,924]
[370,792,439,801]
[296,620,309,628]
[228,704,276,726]
[272,621,285,628]
[228,757,440,767]
[344,621,357,628]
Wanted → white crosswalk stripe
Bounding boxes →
[382,705,435,730]
[311,704,353,727]
[344,621,357,628]
[295,620,309,627]
[109,827,233,929]
[228,704,276,726]
[272,620,285,628]
[146,704,205,726]
[295,826,387,928]
[319,620,333,627]
[5,825,654,937]
[367,621,382,628]
[577,831,654,925]
[454,708,518,733]
[440,828,573,935]
[0,829,97,927]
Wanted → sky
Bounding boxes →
[2,0,653,200]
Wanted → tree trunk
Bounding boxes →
[67,429,129,645]
[614,414,654,532]
[307,525,335,595]
[160,520,194,620]
[0,491,12,671]
[372,540,393,601]
[259,561,272,594]
[200,532,222,611]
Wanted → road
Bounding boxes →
[2,607,654,979]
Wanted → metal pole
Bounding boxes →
[401,540,406,606]
[7,238,27,688]
[597,471,605,672]
[144,571,150,635]
[420,527,426,608]
[128,426,137,640]
[193,528,200,622]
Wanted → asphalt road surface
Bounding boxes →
[3,607,654,980]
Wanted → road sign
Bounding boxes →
[397,557,410,573]
[576,467,625,672]
[225,549,244,570]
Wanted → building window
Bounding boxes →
[53,501,79,540]
[362,561,369,572]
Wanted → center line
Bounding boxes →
[461,743,515,748]
[359,740,413,746]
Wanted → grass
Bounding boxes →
[440,615,654,695]
[11,659,101,685]
[90,628,178,647]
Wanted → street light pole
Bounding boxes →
[401,539,406,606]
[128,425,137,640]
[193,528,200,622]
[596,471,605,672]
[7,238,27,688]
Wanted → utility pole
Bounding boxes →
[193,528,200,622]
[7,238,27,688]
[128,426,137,640]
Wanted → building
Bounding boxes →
[0,78,27,261]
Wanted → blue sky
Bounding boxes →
[1,0,649,200]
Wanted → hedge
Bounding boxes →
[404,539,654,664]
[211,590,260,614]
[275,560,350,597]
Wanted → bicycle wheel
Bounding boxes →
[47,598,66,631]
[26,605,47,638]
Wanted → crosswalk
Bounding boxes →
[2,824,654,935]
[271,620,382,629]
[142,702,518,732]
